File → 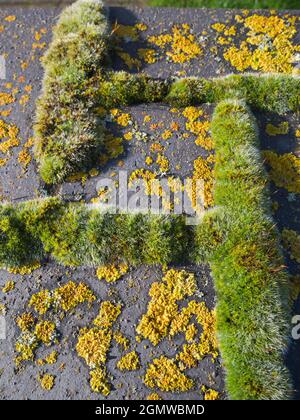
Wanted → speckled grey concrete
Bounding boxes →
[0,4,299,400]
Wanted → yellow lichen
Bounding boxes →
[176,301,218,369]
[113,331,130,350]
[5,15,16,22]
[186,156,214,211]
[29,289,53,315]
[149,24,202,64]
[0,119,20,154]
[37,350,58,366]
[38,373,55,391]
[117,351,140,371]
[7,261,41,275]
[93,301,122,329]
[147,393,163,400]
[53,281,96,312]
[145,156,153,166]
[96,263,128,283]
[144,356,193,392]
[34,321,56,345]
[15,331,38,362]
[76,327,112,368]
[156,153,169,173]
[263,151,300,194]
[116,112,132,127]
[201,385,220,400]
[138,48,157,64]
[2,280,15,293]
[214,15,300,73]
[136,269,196,345]
[16,312,35,332]
[90,367,110,396]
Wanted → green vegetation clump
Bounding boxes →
[34,0,109,184]
[149,0,299,10]
[167,74,300,114]
[195,99,292,400]
[0,198,193,269]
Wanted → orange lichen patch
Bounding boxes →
[183,106,203,122]
[170,121,180,131]
[53,281,96,312]
[29,281,95,315]
[162,129,172,140]
[138,48,157,64]
[0,109,12,117]
[29,290,52,315]
[147,393,163,400]
[16,312,35,332]
[135,23,147,32]
[15,331,38,362]
[113,331,130,350]
[18,149,32,168]
[38,373,55,391]
[34,321,57,345]
[150,142,164,153]
[90,367,110,395]
[76,327,112,368]
[124,131,133,141]
[186,156,214,211]
[96,263,128,283]
[0,92,15,106]
[2,280,15,293]
[117,351,140,371]
[144,356,193,392]
[213,14,300,73]
[37,350,58,366]
[136,269,196,346]
[7,261,41,275]
[185,323,198,342]
[32,42,46,50]
[182,106,213,151]
[19,94,30,106]
[145,156,153,166]
[4,15,16,22]
[129,168,157,195]
[266,121,289,136]
[176,301,218,369]
[201,385,220,400]
[0,119,20,154]
[0,157,7,167]
[212,23,236,36]
[93,301,122,329]
[148,24,202,64]
[116,112,132,127]
[282,229,300,263]
[263,151,300,194]
[156,153,169,173]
